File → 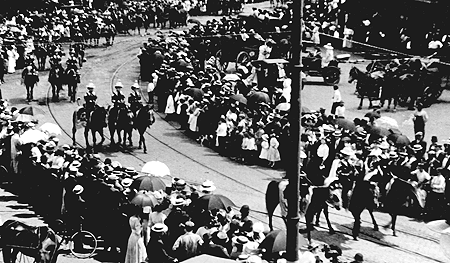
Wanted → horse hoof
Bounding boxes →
[144,150,147,154]
[353,236,358,241]
[374,226,379,231]
[393,231,397,237]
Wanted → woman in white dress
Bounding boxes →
[124,209,147,263]
[7,46,19,74]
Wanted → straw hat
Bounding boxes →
[73,185,84,195]
[131,80,140,89]
[115,80,123,88]
[200,180,216,193]
[324,43,334,49]
[232,235,249,245]
[171,198,186,206]
[86,82,95,89]
[340,147,355,156]
[412,144,423,152]
[151,223,168,233]
[121,178,133,188]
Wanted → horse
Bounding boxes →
[134,104,156,153]
[108,105,134,147]
[265,178,342,244]
[102,24,117,46]
[348,180,379,240]
[72,105,108,148]
[64,67,80,102]
[348,67,383,110]
[34,43,48,71]
[0,220,60,263]
[71,43,86,68]
[48,63,65,102]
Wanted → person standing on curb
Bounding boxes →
[331,85,342,115]
[413,103,428,136]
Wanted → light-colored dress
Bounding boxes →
[7,49,19,73]
[266,137,281,162]
[259,139,269,160]
[188,107,201,132]
[124,216,147,263]
[10,133,21,174]
[165,94,175,114]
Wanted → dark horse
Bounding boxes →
[265,178,342,244]
[348,67,383,110]
[108,106,134,147]
[72,105,108,148]
[34,43,48,71]
[134,104,156,153]
[64,67,80,102]
[349,172,423,240]
[48,63,64,102]
[1,220,60,263]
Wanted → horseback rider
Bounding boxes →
[21,63,39,102]
[66,58,80,102]
[112,80,126,108]
[336,147,357,209]
[48,57,65,102]
[84,82,98,111]
[128,80,142,114]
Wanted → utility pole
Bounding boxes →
[286,0,303,262]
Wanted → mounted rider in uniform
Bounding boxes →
[84,82,97,112]
[112,81,126,109]
[128,80,142,114]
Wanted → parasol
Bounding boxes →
[39,123,62,136]
[364,110,381,119]
[259,230,308,253]
[374,116,399,130]
[187,18,202,26]
[130,176,166,192]
[18,106,45,116]
[13,114,36,122]
[222,74,240,82]
[334,118,357,131]
[368,126,390,137]
[141,161,170,177]
[131,192,158,208]
[387,133,410,146]
[20,129,48,144]
[247,91,270,105]
[196,194,236,211]
[229,94,247,105]
[184,88,204,101]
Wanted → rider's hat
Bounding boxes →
[324,43,334,50]
[115,80,123,89]
[73,185,84,195]
[87,82,95,89]
[131,81,140,89]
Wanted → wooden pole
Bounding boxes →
[286,0,303,262]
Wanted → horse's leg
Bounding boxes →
[92,129,97,148]
[2,247,11,263]
[84,128,90,148]
[128,129,133,146]
[72,126,77,146]
[368,208,379,231]
[368,97,373,109]
[314,208,321,226]
[323,206,335,234]
[100,129,105,146]
[358,96,363,110]
[351,210,361,240]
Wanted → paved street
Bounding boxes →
[0,2,450,263]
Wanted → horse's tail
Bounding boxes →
[266,180,280,231]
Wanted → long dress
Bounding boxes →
[10,133,21,174]
[188,107,201,132]
[266,137,281,162]
[164,94,175,114]
[124,216,147,263]
[7,49,19,73]
[259,139,269,160]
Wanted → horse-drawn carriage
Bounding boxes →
[301,42,344,85]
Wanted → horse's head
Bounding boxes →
[327,180,342,210]
[348,66,359,83]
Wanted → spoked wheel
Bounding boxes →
[69,230,98,259]
[235,51,250,71]
[215,50,229,72]
[421,84,441,107]
[14,251,36,263]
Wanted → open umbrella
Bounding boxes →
[374,116,399,130]
[387,133,410,146]
[141,161,170,177]
[13,114,36,122]
[131,192,158,208]
[368,126,390,137]
[229,94,247,105]
[334,118,357,131]
[183,255,235,263]
[197,194,236,211]
[20,129,48,144]
[130,176,166,192]
[18,106,45,116]
[364,110,381,119]
[259,230,308,253]
[184,88,204,101]
[187,18,202,26]
[247,91,270,105]
[39,123,62,136]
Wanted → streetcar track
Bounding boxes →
[46,35,444,263]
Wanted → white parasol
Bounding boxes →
[39,123,62,136]
[20,129,48,144]
[141,161,170,177]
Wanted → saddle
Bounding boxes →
[1,220,41,249]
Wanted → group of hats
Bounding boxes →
[115,80,140,89]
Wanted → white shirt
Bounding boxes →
[216,122,228,137]
[335,105,345,117]
[332,89,342,103]
[258,44,272,60]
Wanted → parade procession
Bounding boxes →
[1,0,450,263]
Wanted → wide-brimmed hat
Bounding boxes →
[389,151,399,158]
[44,141,57,152]
[115,80,123,88]
[73,185,84,195]
[412,144,423,152]
[322,124,335,133]
[86,82,95,89]
[324,43,334,49]
[171,198,186,206]
[232,235,249,245]
[333,129,342,137]
[172,178,186,190]
[131,80,140,89]
[200,180,216,193]
[121,178,133,188]
[124,167,138,176]
[151,223,168,233]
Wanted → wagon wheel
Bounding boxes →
[215,50,229,72]
[69,230,98,259]
[421,84,442,107]
[235,51,251,71]
[322,67,341,85]
[0,165,9,184]
[14,251,36,263]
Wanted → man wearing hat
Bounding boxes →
[22,64,39,102]
[172,221,203,261]
[84,82,97,111]
[112,80,126,108]
[128,80,142,114]
[337,146,356,209]
[146,223,177,263]
[65,58,80,102]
